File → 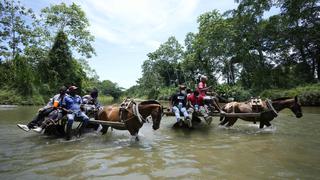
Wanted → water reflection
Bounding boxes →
[0,106,319,179]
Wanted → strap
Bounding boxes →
[266,99,278,117]
[133,103,146,124]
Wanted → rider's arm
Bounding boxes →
[187,96,193,108]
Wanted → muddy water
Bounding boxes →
[0,106,319,179]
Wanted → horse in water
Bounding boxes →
[95,99,163,140]
[219,96,303,128]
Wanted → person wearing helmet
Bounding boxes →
[169,85,192,128]
[64,86,89,140]
[17,86,68,132]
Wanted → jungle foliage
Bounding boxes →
[128,0,320,103]
[0,1,122,104]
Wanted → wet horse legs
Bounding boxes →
[101,125,109,135]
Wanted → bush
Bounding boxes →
[158,86,177,100]
[260,83,320,106]
[215,84,252,101]
[98,95,114,105]
[0,88,22,105]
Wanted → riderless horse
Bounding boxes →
[95,99,163,140]
[219,96,303,128]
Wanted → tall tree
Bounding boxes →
[40,2,96,58]
[42,31,85,91]
[0,0,36,60]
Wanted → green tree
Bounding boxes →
[98,80,123,100]
[12,55,34,95]
[40,2,96,58]
[0,0,36,60]
[42,31,86,92]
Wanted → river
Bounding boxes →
[0,106,319,179]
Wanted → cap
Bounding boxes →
[68,85,78,91]
[179,85,186,90]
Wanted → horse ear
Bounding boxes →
[294,96,298,102]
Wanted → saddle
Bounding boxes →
[250,97,263,113]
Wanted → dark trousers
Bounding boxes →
[27,107,54,128]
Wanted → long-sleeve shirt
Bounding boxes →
[64,95,82,112]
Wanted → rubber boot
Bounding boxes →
[65,124,72,140]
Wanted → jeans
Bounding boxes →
[67,111,89,127]
[28,107,54,128]
[172,106,189,122]
[188,106,209,117]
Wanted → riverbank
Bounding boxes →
[0,88,115,106]
[1,84,320,106]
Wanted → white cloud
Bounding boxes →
[75,0,200,49]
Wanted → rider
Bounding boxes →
[64,85,89,140]
[187,90,212,125]
[197,75,223,113]
[170,85,191,127]
[82,88,101,112]
[17,86,67,132]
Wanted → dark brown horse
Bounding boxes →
[96,99,163,140]
[219,96,303,128]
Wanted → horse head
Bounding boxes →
[290,96,303,118]
[139,100,163,130]
[272,96,303,118]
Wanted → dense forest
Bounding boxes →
[1,0,320,106]
[0,1,122,105]
[126,0,320,105]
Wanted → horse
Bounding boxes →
[219,96,303,128]
[95,99,163,140]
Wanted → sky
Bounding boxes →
[21,0,242,88]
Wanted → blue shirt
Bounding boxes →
[64,95,82,112]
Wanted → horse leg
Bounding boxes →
[226,118,238,127]
[133,132,139,141]
[101,125,109,135]
[259,121,265,129]
[219,117,229,126]
[265,121,271,127]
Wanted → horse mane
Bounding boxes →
[139,100,161,105]
[271,97,293,101]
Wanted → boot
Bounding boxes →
[65,124,72,140]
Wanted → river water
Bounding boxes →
[0,106,319,179]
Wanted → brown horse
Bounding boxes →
[219,96,303,128]
[95,99,163,140]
